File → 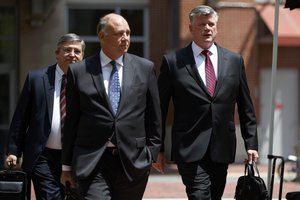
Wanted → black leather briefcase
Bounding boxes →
[0,168,27,200]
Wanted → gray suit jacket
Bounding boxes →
[62,52,161,181]
[158,43,258,164]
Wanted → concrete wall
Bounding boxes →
[19,0,68,88]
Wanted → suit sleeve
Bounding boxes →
[7,74,32,157]
[236,56,258,151]
[157,55,173,152]
[145,63,162,161]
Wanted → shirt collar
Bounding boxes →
[100,50,124,67]
[56,64,65,79]
[192,42,217,57]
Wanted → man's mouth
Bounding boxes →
[203,33,212,37]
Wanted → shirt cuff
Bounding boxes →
[62,165,72,171]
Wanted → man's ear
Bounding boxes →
[188,24,192,32]
[54,49,59,60]
[98,31,105,40]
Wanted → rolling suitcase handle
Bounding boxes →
[267,154,285,200]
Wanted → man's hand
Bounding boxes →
[247,149,259,163]
[152,152,166,174]
[6,155,17,168]
[61,170,75,188]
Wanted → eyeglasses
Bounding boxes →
[61,47,82,55]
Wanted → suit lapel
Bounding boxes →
[88,54,111,109]
[118,53,135,114]
[213,45,227,97]
[182,45,210,96]
[44,65,56,123]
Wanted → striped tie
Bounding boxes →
[60,74,67,131]
[202,50,216,96]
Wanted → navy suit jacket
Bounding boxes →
[62,52,162,181]
[158,43,258,164]
[7,65,56,174]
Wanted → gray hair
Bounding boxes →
[96,17,108,34]
[189,5,219,24]
[57,33,86,51]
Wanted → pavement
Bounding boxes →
[29,163,300,200]
[143,163,300,200]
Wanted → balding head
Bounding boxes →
[96,13,131,60]
[97,13,129,34]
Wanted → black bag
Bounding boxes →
[0,168,27,200]
[234,162,268,200]
[286,191,300,200]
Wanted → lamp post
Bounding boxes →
[267,0,280,190]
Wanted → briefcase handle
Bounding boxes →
[3,161,15,174]
[8,161,13,170]
[244,161,261,177]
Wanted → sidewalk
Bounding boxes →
[143,163,300,200]
[29,163,299,199]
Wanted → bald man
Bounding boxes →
[61,13,162,200]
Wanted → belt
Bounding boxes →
[43,147,61,153]
[105,147,119,156]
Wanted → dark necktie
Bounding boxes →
[60,74,67,132]
[108,60,121,115]
[202,50,216,96]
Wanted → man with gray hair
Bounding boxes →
[6,33,85,200]
[156,5,259,200]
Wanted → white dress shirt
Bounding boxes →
[45,65,64,150]
[192,41,218,84]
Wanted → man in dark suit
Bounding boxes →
[60,13,162,200]
[155,5,259,200]
[6,33,85,200]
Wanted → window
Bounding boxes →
[68,5,149,58]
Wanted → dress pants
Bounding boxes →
[78,149,150,200]
[30,148,64,200]
[177,151,228,200]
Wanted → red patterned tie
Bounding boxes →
[202,50,216,96]
[60,74,67,132]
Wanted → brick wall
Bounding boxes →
[149,0,170,72]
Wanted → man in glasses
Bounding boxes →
[6,33,85,200]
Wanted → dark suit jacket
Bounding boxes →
[62,52,161,181]
[158,43,258,164]
[7,65,56,174]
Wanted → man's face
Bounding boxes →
[189,14,218,49]
[99,16,130,59]
[55,41,84,72]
